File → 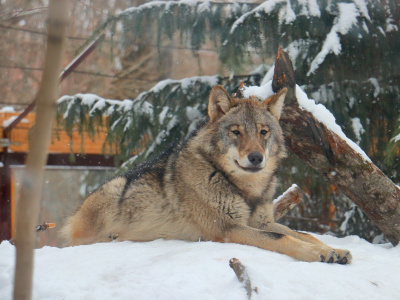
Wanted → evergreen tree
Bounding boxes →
[57,0,400,242]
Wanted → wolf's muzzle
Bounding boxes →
[248,152,264,166]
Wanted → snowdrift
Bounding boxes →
[1,234,399,300]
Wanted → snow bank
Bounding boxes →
[1,235,399,300]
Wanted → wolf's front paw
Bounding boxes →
[334,249,352,264]
[319,248,339,263]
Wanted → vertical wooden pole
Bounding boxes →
[0,141,12,241]
[13,1,69,299]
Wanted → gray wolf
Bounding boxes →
[62,85,351,264]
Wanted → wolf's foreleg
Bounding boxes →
[253,222,351,264]
[257,222,325,244]
[223,225,351,264]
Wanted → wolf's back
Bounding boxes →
[61,144,183,246]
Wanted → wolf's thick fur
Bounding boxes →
[62,85,351,264]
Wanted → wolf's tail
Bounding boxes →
[60,213,92,246]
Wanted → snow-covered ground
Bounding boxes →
[1,234,399,300]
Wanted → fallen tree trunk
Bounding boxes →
[272,46,400,246]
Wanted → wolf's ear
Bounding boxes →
[208,85,235,122]
[264,88,287,120]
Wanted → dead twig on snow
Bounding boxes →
[229,258,257,299]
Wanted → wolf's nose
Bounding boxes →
[248,152,263,166]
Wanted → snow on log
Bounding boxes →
[273,184,303,222]
[270,46,400,246]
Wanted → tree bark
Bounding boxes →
[13,1,68,300]
[272,46,400,246]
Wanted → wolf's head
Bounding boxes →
[203,85,287,175]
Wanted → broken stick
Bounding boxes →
[229,258,256,299]
[273,184,303,222]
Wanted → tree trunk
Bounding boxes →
[272,46,400,246]
[13,1,68,300]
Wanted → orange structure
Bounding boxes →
[0,111,117,242]
[0,111,112,154]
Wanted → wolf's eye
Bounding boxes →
[260,129,268,135]
[232,130,240,136]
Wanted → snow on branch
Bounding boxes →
[57,76,219,162]
[229,0,296,35]
[79,0,253,54]
[78,0,398,77]
[307,2,362,75]
[386,120,400,167]
[226,0,384,77]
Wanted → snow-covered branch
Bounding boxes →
[57,76,219,162]
[79,0,398,76]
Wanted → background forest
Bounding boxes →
[3,0,400,242]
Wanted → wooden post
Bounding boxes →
[272,46,400,246]
[12,1,69,299]
[0,143,12,241]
